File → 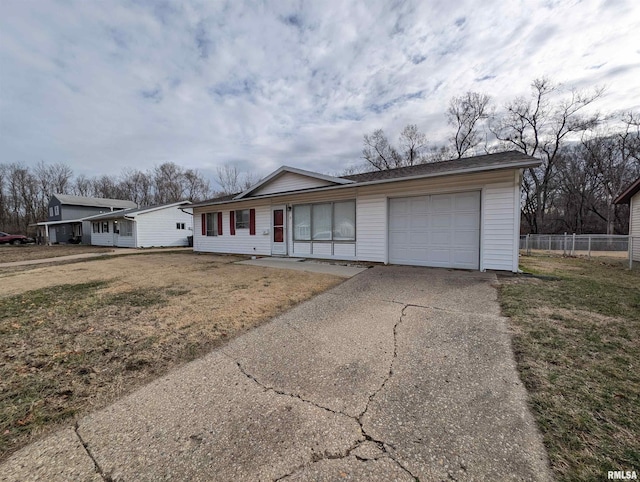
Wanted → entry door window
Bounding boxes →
[273,209,284,242]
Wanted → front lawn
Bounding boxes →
[0,253,342,460]
[499,255,640,481]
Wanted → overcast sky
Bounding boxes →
[1,0,639,185]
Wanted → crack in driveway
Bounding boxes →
[74,422,112,482]
[226,302,420,481]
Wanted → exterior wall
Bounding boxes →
[48,223,80,244]
[91,221,115,246]
[631,193,640,262]
[136,207,193,247]
[81,221,92,244]
[193,169,522,271]
[47,200,121,222]
[194,204,271,255]
[252,172,334,196]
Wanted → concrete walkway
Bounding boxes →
[0,247,192,268]
[236,257,370,278]
[2,266,551,481]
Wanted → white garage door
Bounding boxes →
[389,191,480,269]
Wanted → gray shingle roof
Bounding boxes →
[189,151,541,208]
[83,201,190,221]
[53,194,137,209]
[342,151,538,183]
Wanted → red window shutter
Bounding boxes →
[201,213,206,235]
[249,209,256,235]
[230,211,236,235]
[217,212,223,235]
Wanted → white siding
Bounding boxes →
[91,221,114,246]
[631,193,640,262]
[482,182,518,271]
[117,232,136,248]
[253,172,334,196]
[194,205,271,255]
[136,207,192,247]
[357,194,387,262]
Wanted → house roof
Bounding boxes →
[342,151,538,182]
[233,165,354,199]
[53,194,137,209]
[613,177,640,205]
[83,201,191,221]
[190,150,541,208]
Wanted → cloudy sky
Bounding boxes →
[1,0,639,185]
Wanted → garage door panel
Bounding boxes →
[411,214,429,229]
[389,192,479,269]
[430,194,453,212]
[454,213,479,228]
[431,213,452,228]
[455,191,480,210]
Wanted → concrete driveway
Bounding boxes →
[3,266,551,481]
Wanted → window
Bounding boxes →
[54,205,59,216]
[235,209,250,229]
[312,203,332,240]
[293,205,311,240]
[49,207,54,217]
[102,221,109,233]
[120,220,133,236]
[176,222,186,230]
[92,222,100,233]
[333,201,356,241]
[206,213,217,236]
[293,201,356,242]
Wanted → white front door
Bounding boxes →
[271,206,287,255]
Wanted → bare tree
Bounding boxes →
[362,129,401,170]
[490,78,603,233]
[215,163,259,195]
[447,92,491,158]
[398,124,428,165]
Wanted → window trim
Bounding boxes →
[54,205,59,216]
[102,221,109,233]
[293,200,356,243]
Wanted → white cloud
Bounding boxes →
[0,0,638,182]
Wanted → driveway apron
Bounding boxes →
[2,266,551,481]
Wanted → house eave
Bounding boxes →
[614,178,640,205]
[190,159,540,209]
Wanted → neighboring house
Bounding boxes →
[613,176,640,267]
[190,151,541,272]
[86,201,192,248]
[37,194,137,244]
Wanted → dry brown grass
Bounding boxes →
[499,255,640,481]
[0,245,113,263]
[0,252,343,460]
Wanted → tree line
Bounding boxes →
[358,78,640,234]
[0,162,214,235]
[2,78,638,236]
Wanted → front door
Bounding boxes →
[271,206,287,255]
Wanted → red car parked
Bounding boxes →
[0,232,33,244]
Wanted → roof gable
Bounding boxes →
[234,166,353,199]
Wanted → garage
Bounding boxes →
[388,191,480,269]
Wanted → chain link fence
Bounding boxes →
[520,234,629,258]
